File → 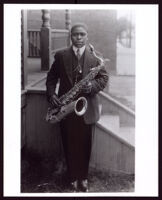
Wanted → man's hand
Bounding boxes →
[81,82,92,94]
[50,94,62,107]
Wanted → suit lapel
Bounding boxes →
[62,47,73,85]
[82,46,96,78]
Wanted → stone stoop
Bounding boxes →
[99,92,135,128]
[98,92,135,148]
[98,114,135,148]
[119,127,135,147]
[91,118,135,174]
[98,114,120,134]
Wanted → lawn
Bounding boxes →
[21,160,134,193]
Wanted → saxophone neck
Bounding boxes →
[89,43,110,66]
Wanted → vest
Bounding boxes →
[72,50,85,85]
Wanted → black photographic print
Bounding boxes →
[3,4,158,197]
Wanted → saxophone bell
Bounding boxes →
[74,97,88,116]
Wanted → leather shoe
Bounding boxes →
[79,179,89,192]
[70,180,78,192]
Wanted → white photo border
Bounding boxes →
[4,4,158,197]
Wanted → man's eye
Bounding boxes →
[72,33,86,36]
[80,33,86,36]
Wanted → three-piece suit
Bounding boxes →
[46,45,108,181]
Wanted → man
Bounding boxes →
[46,23,108,192]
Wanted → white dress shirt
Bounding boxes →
[72,45,86,57]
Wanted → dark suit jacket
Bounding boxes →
[46,45,108,124]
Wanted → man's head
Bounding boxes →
[71,23,88,48]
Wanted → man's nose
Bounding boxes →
[77,34,81,39]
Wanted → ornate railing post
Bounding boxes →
[65,9,71,46]
[40,10,51,71]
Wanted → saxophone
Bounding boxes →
[45,44,109,123]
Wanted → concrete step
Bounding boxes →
[119,127,135,147]
[98,114,120,133]
[99,92,135,127]
[98,115,135,148]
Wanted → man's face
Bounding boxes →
[71,26,88,48]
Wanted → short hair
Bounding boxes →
[71,23,88,34]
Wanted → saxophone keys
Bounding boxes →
[62,100,66,104]
[72,91,76,95]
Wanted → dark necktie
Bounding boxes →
[76,48,82,73]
